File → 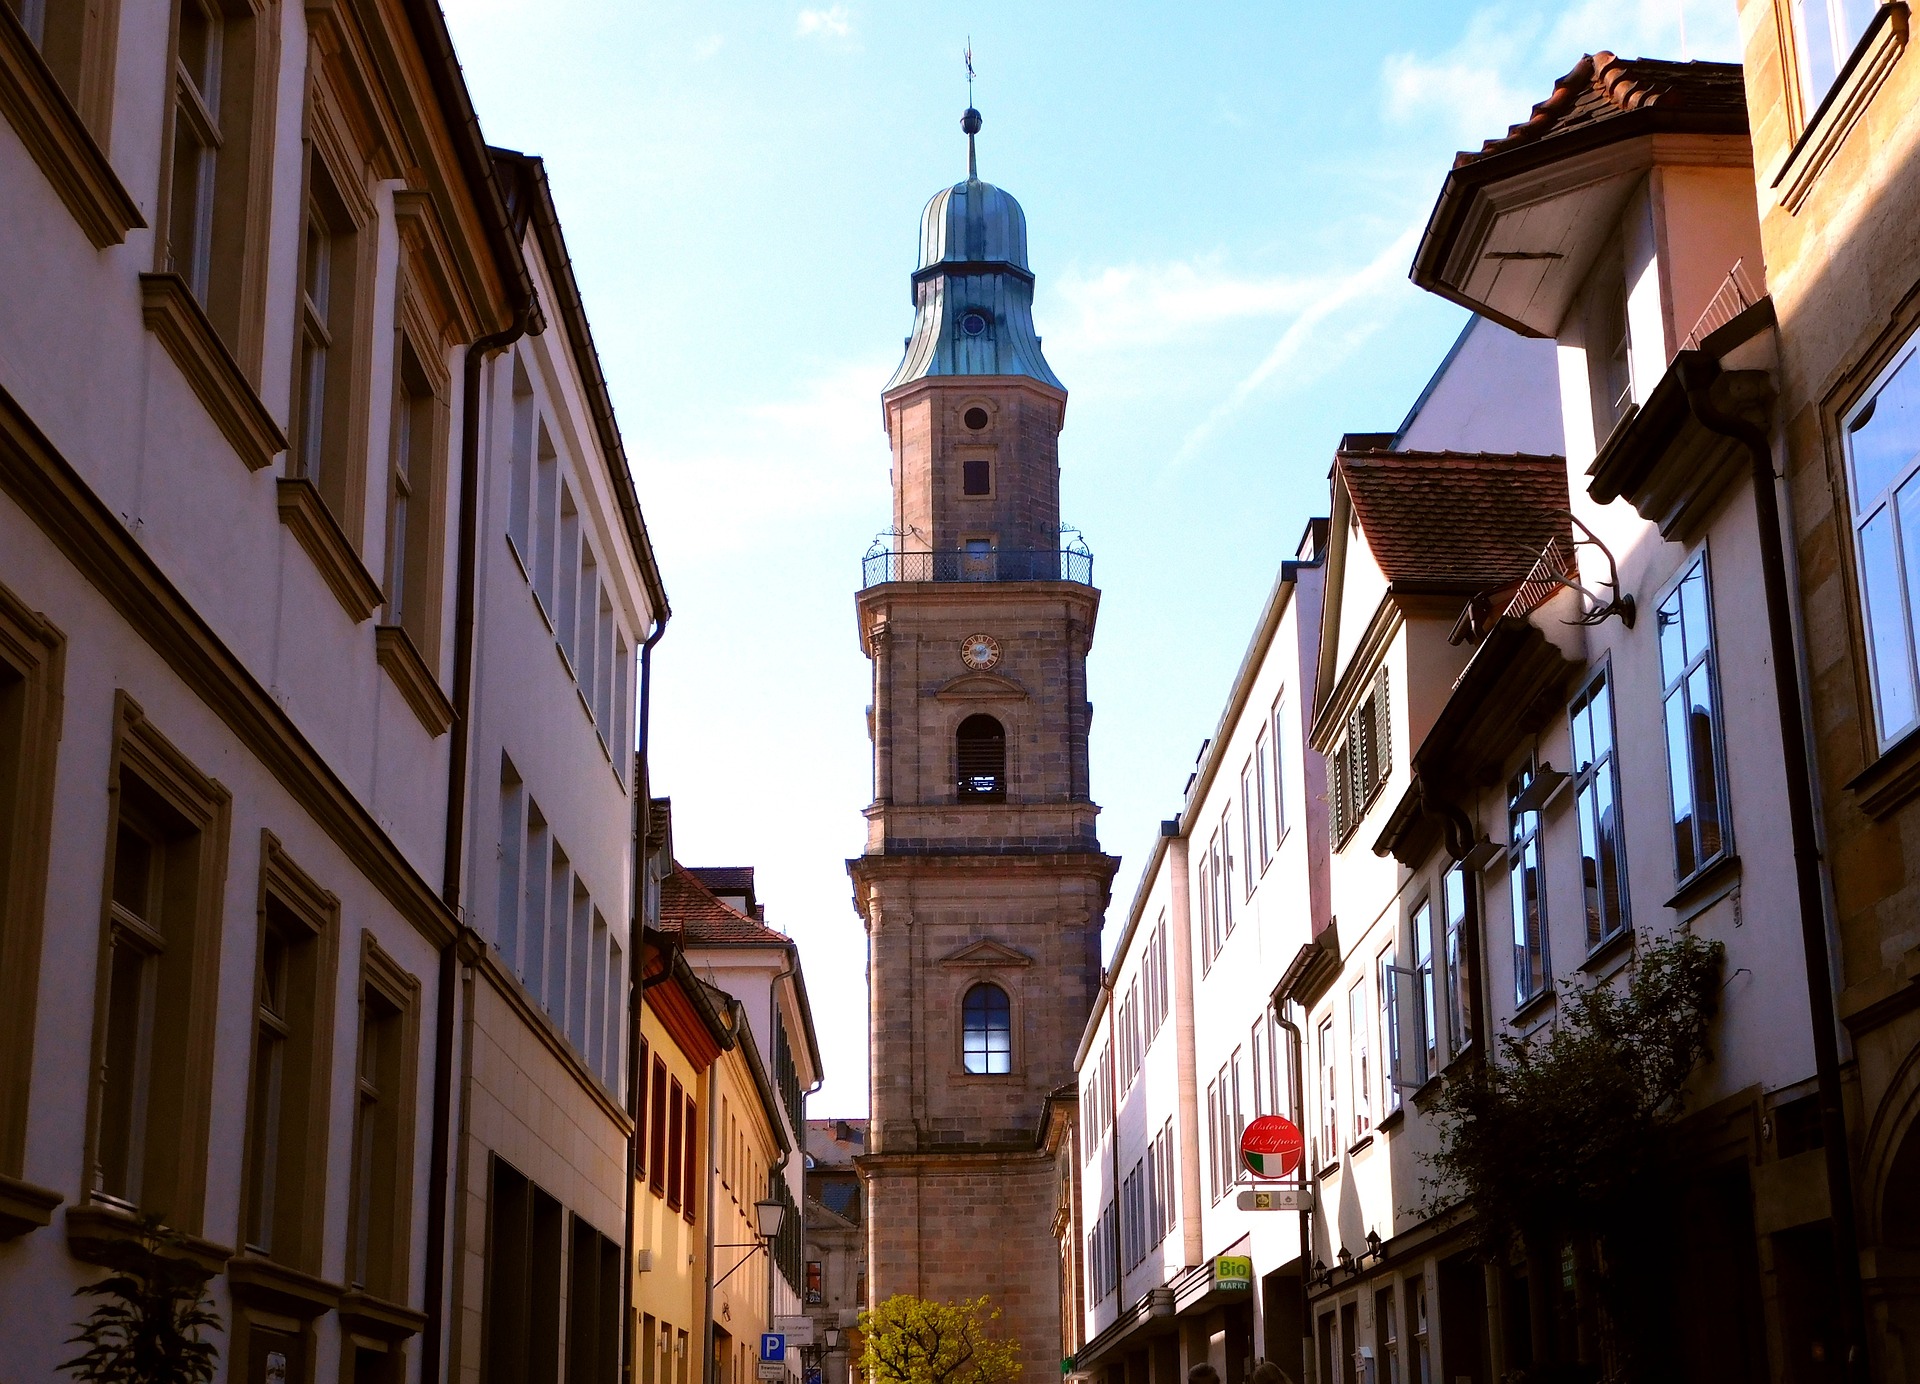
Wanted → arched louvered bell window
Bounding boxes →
[955,714,1006,801]
[962,983,1012,1074]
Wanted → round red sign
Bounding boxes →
[1240,1114,1304,1179]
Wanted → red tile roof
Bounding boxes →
[1458,52,1747,169]
[1338,450,1570,592]
[660,863,788,945]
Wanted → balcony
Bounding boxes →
[860,545,1094,589]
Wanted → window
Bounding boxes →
[955,714,1006,801]
[1316,1018,1336,1170]
[483,1157,562,1384]
[1794,0,1879,109]
[648,1057,669,1195]
[1218,813,1236,933]
[1376,1286,1401,1384]
[1348,980,1371,1142]
[1241,759,1261,890]
[508,359,536,561]
[962,457,990,495]
[1155,1120,1175,1241]
[1251,1019,1267,1119]
[348,940,419,1300]
[1657,555,1730,880]
[566,1216,622,1384]
[1253,736,1272,871]
[242,838,339,1269]
[1206,1078,1221,1201]
[681,1089,698,1224]
[1585,239,1633,446]
[1570,669,1628,949]
[665,1078,684,1210]
[0,586,63,1187]
[1270,696,1289,851]
[1331,672,1390,848]
[1148,914,1169,1040]
[1443,866,1473,1060]
[383,338,444,652]
[290,149,363,526]
[806,1261,823,1305]
[1377,945,1401,1118]
[534,423,559,613]
[1122,1161,1145,1268]
[1196,848,1215,971]
[557,486,581,666]
[962,983,1011,1074]
[1407,1278,1431,1384]
[1509,762,1550,1005]
[1412,900,1437,1083]
[91,699,230,1238]
[1845,339,1920,746]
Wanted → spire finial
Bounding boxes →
[962,40,980,180]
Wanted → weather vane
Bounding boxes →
[962,39,981,179]
[965,38,974,104]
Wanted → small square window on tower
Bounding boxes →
[962,457,990,495]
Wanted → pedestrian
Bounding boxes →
[1188,1365,1221,1384]
[1250,1361,1296,1384]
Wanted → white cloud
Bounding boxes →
[795,5,852,40]
[1051,257,1360,356]
[1174,219,1427,464]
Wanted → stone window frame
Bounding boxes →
[78,692,232,1254]
[947,973,1020,1080]
[0,578,65,1239]
[342,930,422,1313]
[948,703,1017,804]
[0,0,144,247]
[235,830,341,1274]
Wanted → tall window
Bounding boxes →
[1412,900,1437,1084]
[1241,759,1261,890]
[1316,1018,1336,1170]
[484,1157,562,1384]
[1254,735,1272,871]
[1269,695,1289,851]
[291,150,361,521]
[1196,848,1215,971]
[1657,555,1730,880]
[98,809,165,1207]
[1206,1078,1221,1201]
[565,1216,622,1384]
[1217,815,1235,936]
[1348,980,1371,1143]
[1794,0,1879,109]
[1377,944,1401,1119]
[1509,762,1549,1005]
[1844,337,1920,746]
[1408,1279,1432,1384]
[961,983,1011,1074]
[1585,240,1633,447]
[955,715,1006,801]
[384,339,442,651]
[348,961,413,1298]
[1376,1286,1401,1384]
[665,1078,684,1209]
[165,0,224,300]
[508,359,536,560]
[1570,669,1628,949]
[1443,866,1473,1060]
[648,1057,669,1195]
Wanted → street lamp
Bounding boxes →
[755,1198,787,1240]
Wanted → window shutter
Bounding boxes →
[1373,670,1392,789]
[1331,744,1350,845]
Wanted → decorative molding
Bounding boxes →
[276,477,384,622]
[0,1171,60,1238]
[226,1255,344,1320]
[1848,725,1920,820]
[336,1289,428,1342]
[140,274,287,471]
[66,1202,233,1275]
[1773,2,1909,214]
[933,671,1028,702]
[0,381,457,951]
[937,938,1034,969]
[375,625,453,736]
[0,5,143,248]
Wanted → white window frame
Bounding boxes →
[1844,334,1920,749]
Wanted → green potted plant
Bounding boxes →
[61,1213,221,1384]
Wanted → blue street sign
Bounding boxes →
[807,1370,822,1384]
[761,1335,786,1362]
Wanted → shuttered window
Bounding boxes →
[1329,670,1391,850]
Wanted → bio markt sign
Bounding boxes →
[1212,1255,1253,1292]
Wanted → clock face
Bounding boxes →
[960,633,1001,671]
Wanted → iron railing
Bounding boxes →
[860,547,1094,588]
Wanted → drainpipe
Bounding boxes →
[423,284,537,1384]
[1102,972,1124,1321]
[1680,357,1868,1383]
[1269,1002,1311,1367]
[703,1042,725,1384]
[622,619,669,1384]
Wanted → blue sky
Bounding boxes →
[441,0,1743,1116]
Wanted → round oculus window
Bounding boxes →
[963,407,990,431]
[959,310,990,337]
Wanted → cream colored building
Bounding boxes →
[0,1,665,1381]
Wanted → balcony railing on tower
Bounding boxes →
[860,535,1094,588]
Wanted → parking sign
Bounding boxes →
[761,1334,786,1363]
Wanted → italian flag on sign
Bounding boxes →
[1239,1114,1304,1179]
[1243,1147,1287,1177]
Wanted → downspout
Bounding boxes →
[1680,358,1868,1383]
[423,281,536,1384]
[1102,971,1124,1320]
[1269,1002,1310,1362]
[768,948,798,1359]
[622,619,669,1384]
[703,1039,725,1384]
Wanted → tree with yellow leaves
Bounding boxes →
[858,1295,1022,1384]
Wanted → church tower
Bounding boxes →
[851,108,1117,1370]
